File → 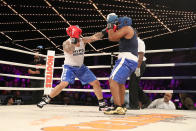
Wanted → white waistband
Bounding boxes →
[118,52,138,62]
[63,64,82,67]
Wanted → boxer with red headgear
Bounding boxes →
[66,25,82,44]
[37,25,108,111]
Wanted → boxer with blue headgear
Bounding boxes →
[107,13,118,24]
[118,16,132,29]
[106,13,118,30]
[101,13,118,36]
[104,14,138,115]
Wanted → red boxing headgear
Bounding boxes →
[66,25,82,44]
[66,25,82,39]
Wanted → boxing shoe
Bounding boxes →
[122,104,127,112]
[37,95,51,108]
[98,100,108,111]
[104,105,125,115]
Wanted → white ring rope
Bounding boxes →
[1,45,196,58]
[0,45,46,57]
[1,73,196,80]
[146,63,196,67]
[0,87,195,94]
[55,47,196,58]
[53,65,111,69]
[141,76,196,79]
[0,60,45,69]
[145,47,196,53]
[55,52,112,58]
[1,59,196,69]
[0,87,44,91]
[0,73,45,80]
[1,45,196,94]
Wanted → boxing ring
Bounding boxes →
[0,105,196,131]
[0,45,196,131]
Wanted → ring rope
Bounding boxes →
[0,87,195,94]
[141,76,196,79]
[0,60,45,69]
[55,52,113,58]
[1,59,196,69]
[0,60,196,69]
[53,65,111,69]
[1,73,196,80]
[145,47,196,53]
[0,73,45,80]
[1,46,196,95]
[0,87,44,91]
[43,63,196,69]
[146,62,196,67]
[1,45,196,58]
[56,63,196,68]
[56,46,196,57]
[54,63,196,69]
[0,45,46,57]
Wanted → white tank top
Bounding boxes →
[63,38,85,66]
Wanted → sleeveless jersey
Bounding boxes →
[63,38,85,66]
[118,28,138,62]
[119,30,138,56]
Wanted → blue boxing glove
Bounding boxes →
[107,13,118,24]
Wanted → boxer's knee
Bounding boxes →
[89,79,100,87]
[59,81,69,89]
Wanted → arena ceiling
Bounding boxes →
[0,0,196,55]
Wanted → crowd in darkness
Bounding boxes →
[0,49,196,109]
[0,64,30,87]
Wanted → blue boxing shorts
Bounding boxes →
[61,64,97,85]
[110,58,138,84]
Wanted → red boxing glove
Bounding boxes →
[113,24,117,32]
[102,24,117,36]
[106,24,117,32]
[66,25,82,38]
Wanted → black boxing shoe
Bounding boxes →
[37,95,51,108]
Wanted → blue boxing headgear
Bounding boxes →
[107,13,118,24]
[118,16,132,29]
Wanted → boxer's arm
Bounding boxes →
[108,26,133,41]
[137,52,144,68]
[82,32,103,44]
[63,40,75,54]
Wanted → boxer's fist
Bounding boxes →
[102,24,117,35]
[107,24,117,31]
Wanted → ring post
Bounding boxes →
[44,50,55,95]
